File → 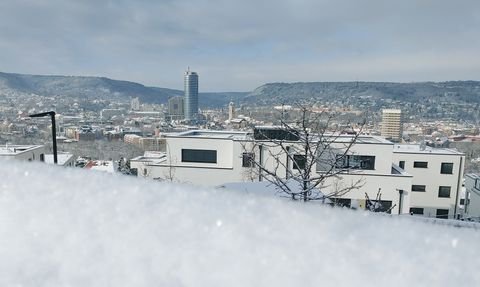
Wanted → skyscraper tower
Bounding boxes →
[184,68,199,121]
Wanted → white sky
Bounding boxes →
[1,0,479,91]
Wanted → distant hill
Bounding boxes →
[245,81,480,105]
[2,72,480,114]
[0,72,247,108]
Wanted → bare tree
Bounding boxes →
[244,105,366,202]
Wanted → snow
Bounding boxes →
[0,161,479,286]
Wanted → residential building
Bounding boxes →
[184,69,199,121]
[392,144,464,219]
[168,96,184,120]
[130,129,413,214]
[381,109,403,142]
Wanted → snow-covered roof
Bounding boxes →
[393,144,464,155]
[44,153,74,165]
[0,145,43,155]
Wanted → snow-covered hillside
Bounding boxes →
[0,161,479,286]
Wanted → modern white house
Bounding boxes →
[130,129,414,215]
[392,144,465,219]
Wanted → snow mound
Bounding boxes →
[0,161,479,286]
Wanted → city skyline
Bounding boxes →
[0,1,479,91]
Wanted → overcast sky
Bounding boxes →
[1,0,479,91]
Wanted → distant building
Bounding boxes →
[381,109,403,142]
[100,109,124,120]
[131,97,140,111]
[184,69,199,121]
[228,102,235,120]
[168,96,184,120]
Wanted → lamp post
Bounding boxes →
[29,111,57,164]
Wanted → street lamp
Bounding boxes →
[29,111,57,164]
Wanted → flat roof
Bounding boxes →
[0,145,44,155]
[165,129,393,145]
[393,144,464,155]
[169,130,250,140]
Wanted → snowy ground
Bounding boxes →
[0,161,479,286]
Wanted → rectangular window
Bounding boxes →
[438,186,451,198]
[331,198,352,208]
[411,185,426,192]
[476,179,480,190]
[335,155,375,170]
[293,154,306,170]
[242,152,255,167]
[413,161,428,168]
[181,149,217,163]
[409,207,424,215]
[399,161,405,169]
[440,162,453,174]
[436,209,449,219]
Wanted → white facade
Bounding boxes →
[464,174,480,219]
[130,130,413,214]
[0,145,46,162]
[392,144,465,219]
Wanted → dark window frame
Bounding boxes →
[440,162,453,174]
[409,207,424,215]
[399,161,405,169]
[438,186,451,198]
[242,152,255,167]
[335,155,375,170]
[436,209,449,219]
[413,161,428,168]
[412,185,426,192]
[181,149,217,164]
[293,154,306,170]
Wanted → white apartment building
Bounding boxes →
[0,144,46,162]
[464,174,480,219]
[392,144,465,219]
[130,129,413,214]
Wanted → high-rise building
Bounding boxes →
[131,97,140,111]
[381,109,403,142]
[168,96,184,120]
[228,102,235,120]
[184,69,199,121]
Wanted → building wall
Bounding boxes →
[465,174,480,218]
[393,150,464,218]
[133,134,412,214]
[0,145,46,162]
